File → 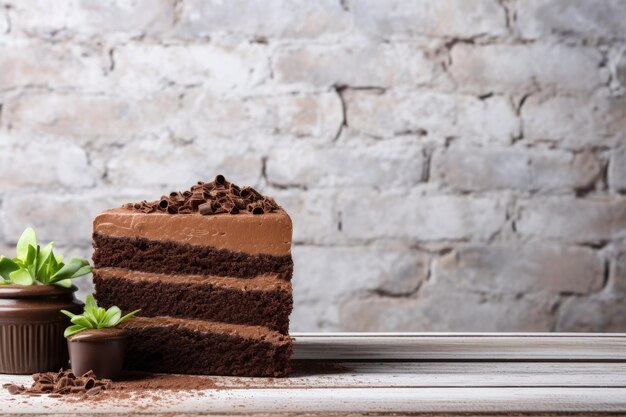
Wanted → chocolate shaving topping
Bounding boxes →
[122,175,281,216]
[3,369,112,397]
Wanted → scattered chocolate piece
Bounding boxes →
[3,369,112,397]
[3,383,25,395]
[122,175,281,216]
[85,386,102,396]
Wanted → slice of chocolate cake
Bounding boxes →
[92,176,293,377]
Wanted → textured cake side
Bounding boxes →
[92,182,294,377]
[120,318,293,377]
[93,270,292,333]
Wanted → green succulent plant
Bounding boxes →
[61,294,140,338]
[0,227,92,287]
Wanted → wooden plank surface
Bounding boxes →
[292,332,626,360]
[1,382,626,414]
[2,333,626,415]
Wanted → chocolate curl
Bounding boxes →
[211,202,222,212]
[83,378,96,390]
[208,201,228,214]
[230,206,240,214]
[203,181,216,192]
[170,191,185,202]
[183,190,192,198]
[208,190,227,199]
[241,186,263,202]
[248,203,264,214]
[198,202,212,215]
[220,199,235,212]
[265,196,279,209]
[189,198,205,210]
[248,187,263,200]
[159,197,170,210]
[215,174,227,187]
[234,198,248,210]
[178,206,193,214]
[54,376,69,390]
[261,197,279,213]
[239,188,251,199]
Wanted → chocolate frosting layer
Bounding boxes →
[121,316,290,345]
[93,208,292,256]
[94,267,291,292]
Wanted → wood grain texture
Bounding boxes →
[1,333,626,415]
[292,332,626,360]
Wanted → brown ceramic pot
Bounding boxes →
[0,284,83,374]
[67,328,127,380]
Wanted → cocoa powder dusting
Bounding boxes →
[3,369,218,403]
[109,371,218,391]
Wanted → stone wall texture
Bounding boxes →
[0,0,625,332]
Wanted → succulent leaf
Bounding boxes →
[64,325,85,338]
[9,268,33,285]
[16,228,37,261]
[0,228,92,287]
[0,256,19,280]
[61,294,140,338]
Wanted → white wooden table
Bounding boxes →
[2,332,626,416]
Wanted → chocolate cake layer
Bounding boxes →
[120,317,292,377]
[92,233,293,280]
[94,268,292,333]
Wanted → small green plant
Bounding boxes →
[61,294,140,338]
[0,227,92,287]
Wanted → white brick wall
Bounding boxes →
[0,0,624,332]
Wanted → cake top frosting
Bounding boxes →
[122,175,280,215]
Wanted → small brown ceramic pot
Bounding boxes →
[0,284,83,374]
[67,328,127,380]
